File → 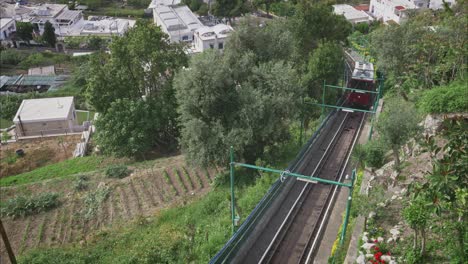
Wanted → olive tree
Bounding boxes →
[376,97,420,170]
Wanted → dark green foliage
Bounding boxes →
[211,0,250,21]
[270,1,296,17]
[0,49,28,65]
[105,164,131,179]
[370,11,466,91]
[183,0,203,11]
[376,97,420,168]
[198,3,209,15]
[354,22,369,34]
[42,21,57,47]
[0,193,60,218]
[175,50,301,167]
[291,3,352,63]
[127,0,150,8]
[87,21,187,157]
[418,81,468,114]
[253,0,280,15]
[304,41,343,99]
[16,22,34,43]
[363,140,387,169]
[95,98,159,157]
[19,52,70,69]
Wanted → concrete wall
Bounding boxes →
[0,20,16,40]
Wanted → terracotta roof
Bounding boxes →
[395,5,406,10]
[354,4,369,11]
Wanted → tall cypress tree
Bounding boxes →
[42,21,57,47]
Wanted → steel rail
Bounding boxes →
[302,112,366,264]
[258,112,350,264]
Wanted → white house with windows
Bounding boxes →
[193,24,233,52]
[1,18,16,40]
[149,0,203,43]
[369,0,456,24]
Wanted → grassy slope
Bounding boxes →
[0,156,108,187]
[17,124,306,263]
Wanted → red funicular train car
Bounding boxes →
[347,61,375,109]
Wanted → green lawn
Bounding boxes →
[0,118,14,129]
[76,111,96,125]
[0,156,107,187]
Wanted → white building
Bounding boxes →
[0,18,16,41]
[0,3,134,38]
[333,4,374,24]
[13,97,80,137]
[193,24,233,52]
[369,0,456,24]
[149,0,203,42]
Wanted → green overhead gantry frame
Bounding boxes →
[229,146,357,245]
[304,76,384,141]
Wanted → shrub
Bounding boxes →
[0,49,28,65]
[73,174,89,191]
[105,165,130,179]
[363,140,386,169]
[82,185,110,219]
[0,192,60,218]
[418,81,468,114]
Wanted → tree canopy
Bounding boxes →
[87,21,187,157]
[174,45,302,167]
[42,21,57,47]
[16,22,34,43]
[376,97,420,169]
[370,10,466,92]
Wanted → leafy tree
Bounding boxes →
[253,0,280,16]
[174,50,302,167]
[413,119,468,262]
[370,11,466,92]
[16,22,34,44]
[95,99,156,157]
[303,41,343,99]
[403,198,430,255]
[88,21,187,157]
[376,97,420,170]
[211,0,250,23]
[42,21,57,47]
[291,3,351,64]
[84,0,103,9]
[225,18,294,65]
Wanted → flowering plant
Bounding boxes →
[369,240,391,264]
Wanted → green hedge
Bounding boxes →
[418,81,468,114]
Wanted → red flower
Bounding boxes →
[375,246,380,251]
[374,251,383,260]
[374,239,378,243]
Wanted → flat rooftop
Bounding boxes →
[14,96,74,123]
[333,4,374,22]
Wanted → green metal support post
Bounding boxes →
[340,169,356,245]
[321,80,326,122]
[230,146,236,234]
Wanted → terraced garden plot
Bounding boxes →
[0,155,222,262]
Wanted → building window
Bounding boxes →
[209,43,214,49]
[182,35,189,41]
[218,42,223,49]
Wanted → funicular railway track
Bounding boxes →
[239,110,365,264]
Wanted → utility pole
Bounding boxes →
[0,218,17,264]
